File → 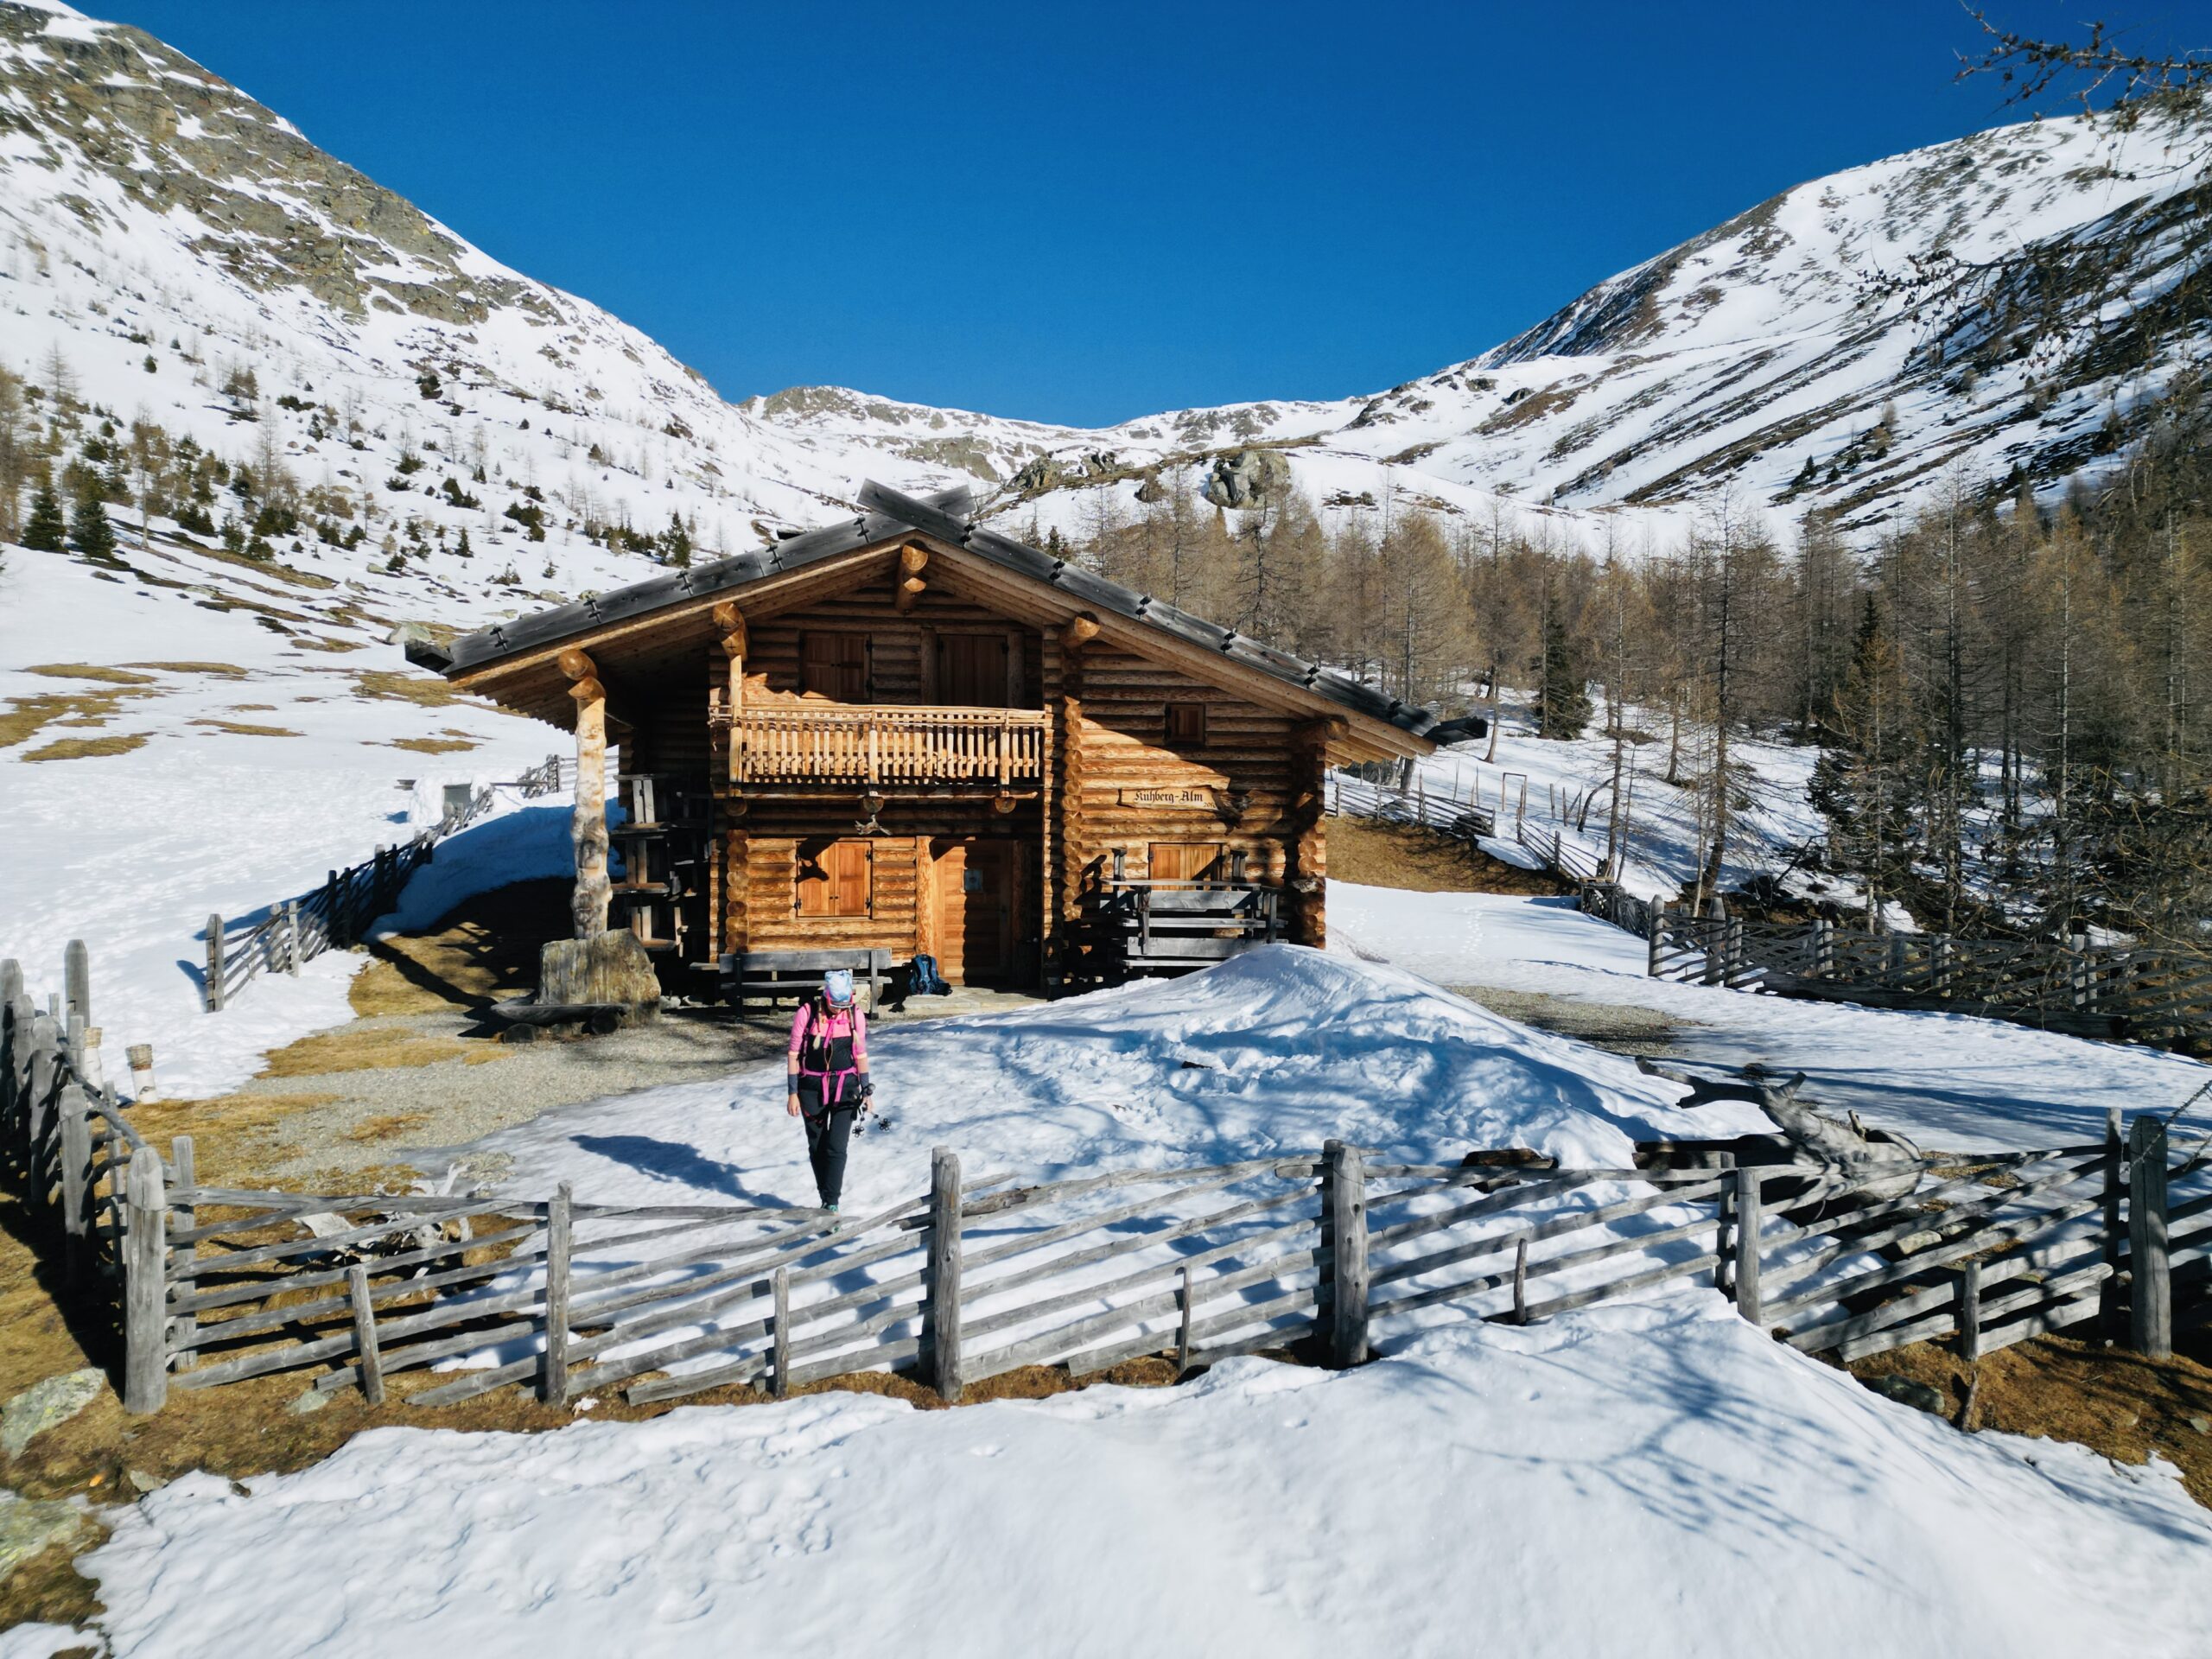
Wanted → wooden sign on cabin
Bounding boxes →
[1121,787,1215,810]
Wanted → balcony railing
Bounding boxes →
[734,704,1048,789]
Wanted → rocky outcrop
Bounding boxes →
[1202,448,1293,510]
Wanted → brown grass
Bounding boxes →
[343,1111,429,1143]
[121,1091,344,1179]
[255,1027,507,1079]
[292,637,368,653]
[22,734,149,763]
[347,880,563,1016]
[178,540,338,590]
[0,688,156,750]
[189,719,302,738]
[22,664,156,686]
[353,671,466,708]
[1847,1332,2212,1506]
[1326,812,1572,896]
[124,661,249,678]
[387,736,477,754]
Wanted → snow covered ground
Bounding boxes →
[21,943,2212,1658]
[1329,882,2212,1153]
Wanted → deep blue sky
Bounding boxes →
[86,2,2202,426]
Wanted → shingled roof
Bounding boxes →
[407,480,1440,742]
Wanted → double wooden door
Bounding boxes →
[930,837,1023,984]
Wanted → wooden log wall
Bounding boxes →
[1061,645,1300,889]
[743,575,1043,709]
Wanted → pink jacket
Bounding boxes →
[788,1001,868,1073]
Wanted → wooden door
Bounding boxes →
[932,838,1020,982]
[938,633,1010,707]
[800,632,869,702]
[1148,842,1223,883]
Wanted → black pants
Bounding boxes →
[797,1073,858,1206]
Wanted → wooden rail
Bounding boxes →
[203,754,563,1012]
[1644,903,2212,1052]
[10,944,2207,1417]
[735,705,1047,789]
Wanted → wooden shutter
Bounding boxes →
[1165,702,1208,748]
[796,838,874,917]
[800,632,869,702]
[938,633,1010,707]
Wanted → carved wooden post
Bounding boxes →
[712,601,747,788]
[1813,918,1834,978]
[560,648,612,939]
[924,1147,963,1403]
[123,1146,168,1413]
[1321,1139,1370,1367]
[2128,1115,2171,1360]
[1647,900,1667,978]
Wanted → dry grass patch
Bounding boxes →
[22,734,149,763]
[0,687,156,750]
[124,661,249,678]
[353,670,466,708]
[1326,812,1572,896]
[387,736,477,754]
[1848,1332,2212,1506]
[122,1091,343,1180]
[190,718,302,738]
[22,664,156,686]
[343,1111,429,1143]
[292,636,367,653]
[348,880,564,1016]
[256,1027,506,1079]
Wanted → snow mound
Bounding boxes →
[467,944,1776,1213]
[77,1299,2212,1656]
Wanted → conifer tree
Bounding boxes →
[22,480,67,551]
[69,491,118,560]
[1536,610,1592,739]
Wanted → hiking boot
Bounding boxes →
[825,1202,841,1234]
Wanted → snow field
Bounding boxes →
[71,1300,2212,1658]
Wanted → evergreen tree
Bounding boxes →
[658,513,692,568]
[69,491,117,560]
[1810,595,1915,927]
[22,481,67,551]
[1536,611,1592,739]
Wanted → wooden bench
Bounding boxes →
[720,948,891,1015]
[1087,884,1282,976]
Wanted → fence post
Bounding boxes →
[2127,1116,2171,1361]
[1956,1261,1983,1362]
[348,1263,386,1407]
[283,900,302,974]
[0,961,19,1133]
[26,1014,57,1194]
[925,1147,963,1403]
[123,1145,168,1414]
[326,871,344,948]
[771,1265,792,1400]
[542,1182,573,1403]
[1702,897,1727,987]
[205,913,226,1013]
[169,1136,197,1366]
[2099,1106,2125,1341]
[64,938,90,1029]
[1321,1139,1370,1367]
[1813,918,1834,979]
[59,1084,90,1284]
[1730,1166,1764,1326]
[1174,1265,1194,1376]
[1713,1163,1737,1294]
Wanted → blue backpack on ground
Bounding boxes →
[908,954,951,996]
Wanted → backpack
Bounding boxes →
[798,994,858,1074]
[909,953,950,997]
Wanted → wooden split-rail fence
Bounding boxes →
[1644,900,2212,1052]
[202,754,563,1013]
[9,941,2203,1415]
[1328,769,1609,886]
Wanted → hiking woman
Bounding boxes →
[787,969,873,1216]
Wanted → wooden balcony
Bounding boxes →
[733,704,1048,790]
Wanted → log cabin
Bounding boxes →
[404,481,1440,1001]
